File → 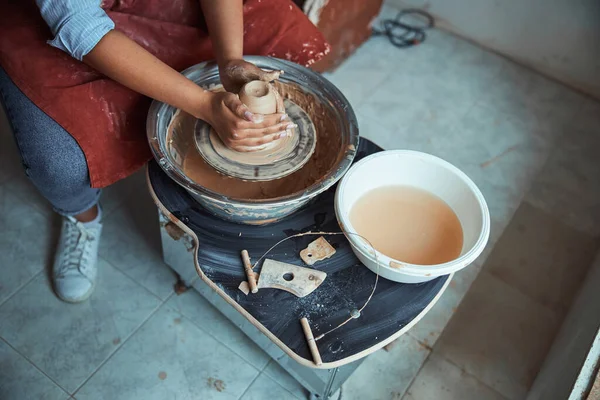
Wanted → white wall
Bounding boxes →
[388,0,600,100]
[527,250,600,399]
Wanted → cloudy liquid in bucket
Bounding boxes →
[350,185,464,265]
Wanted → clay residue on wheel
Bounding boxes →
[167,81,343,200]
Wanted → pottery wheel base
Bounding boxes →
[194,99,316,181]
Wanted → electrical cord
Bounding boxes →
[372,9,435,48]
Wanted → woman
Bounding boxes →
[0,0,328,302]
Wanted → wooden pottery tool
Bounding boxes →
[194,98,316,181]
[300,317,323,366]
[256,259,326,297]
[300,236,336,266]
[241,250,258,293]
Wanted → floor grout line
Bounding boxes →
[69,259,174,395]
[0,174,16,190]
[162,299,270,372]
[400,347,434,400]
[261,359,273,373]
[0,336,71,396]
[99,255,169,304]
[71,301,164,396]
[262,371,305,400]
[99,196,127,221]
[162,290,176,305]
[0,269,43,309]
[435,350,512,400]
[235,370,262,400]
[483,265,566,319]
[357,68,397,106]
[3,174,55,218]
[98,254,175,303]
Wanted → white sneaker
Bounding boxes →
[52,215,102,303]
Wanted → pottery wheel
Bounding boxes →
[194,99,316,181]
[147,138,450,366]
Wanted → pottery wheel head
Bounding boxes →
[194,99,317,181]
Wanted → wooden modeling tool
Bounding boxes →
[241,250,258,293]
[300,236,336,265]
[256,259,326,298]
[238,281,250,296]
[300,317,323,366]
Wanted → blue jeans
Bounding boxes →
[0,67,101,216]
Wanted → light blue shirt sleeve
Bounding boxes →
[36,0,115,61]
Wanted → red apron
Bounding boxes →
[0,0,329,188]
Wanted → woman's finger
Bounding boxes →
[272,84,285,114]
[222,93,287,125]
[234,121,297,139]
[248,113,289,127]
[245,131,289,147]
[259,69,283,82]
[230,113,289,130]
[222,94,263,123]
[232,131,289,151]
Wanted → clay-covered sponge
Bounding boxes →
[194,98,317,181]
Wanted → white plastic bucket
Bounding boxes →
[335,150,490,283]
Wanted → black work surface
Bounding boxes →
[149,138,449,366]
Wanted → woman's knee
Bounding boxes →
[23,142,99,215]
[0,68,93,196]
[25,146,91,194]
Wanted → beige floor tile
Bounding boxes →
[0,184,57,305]
[408,263,482,348]
[417,103,550,227]
[342,335,430,400]
[573,97,600,133]
[100,168,147,218]
[404,353,507,400]
[5,173,54,216]
[477,60,585,138]
[167,290,270,370]
[435,271,560,399]
[262,360,306,399]
[323,32,396,111]
[0,340,68,400]
[241,373,299,400]
[486,202,598,315]
[76,305,259,400]
[0,260,162,393]
[99,188,177,300]
[525,126,600,237]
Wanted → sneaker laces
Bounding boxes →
[56,216,97,279]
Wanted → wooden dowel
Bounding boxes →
[241,250,258,293]
[300,317,323,366]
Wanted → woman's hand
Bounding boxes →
[220,59,285,113]
[220,59,282,93]
[197,91,296,151]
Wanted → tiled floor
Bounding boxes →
[1,5,599,400]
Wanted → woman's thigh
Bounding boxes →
[0,67,100,215]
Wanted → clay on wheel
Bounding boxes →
[236,80,281,154]
[194,99,316,181]
[238,81,277,115]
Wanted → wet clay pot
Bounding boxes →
[238,81,277,115]
[235,80,280,154]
